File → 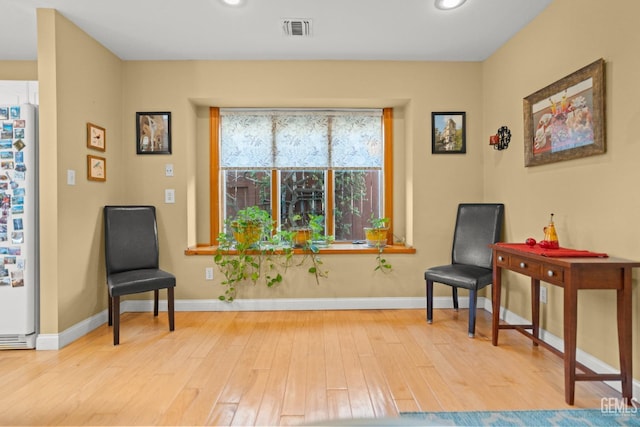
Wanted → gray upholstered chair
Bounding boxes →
[424,203,504,337]
[104,206,176,345]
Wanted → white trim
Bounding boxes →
[126,296,428,312]
[35,310,108,350]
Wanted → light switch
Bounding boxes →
[165,163,174,177]
[165,189,175,204]
[67,169,76,185]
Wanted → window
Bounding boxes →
[210,108,393,244]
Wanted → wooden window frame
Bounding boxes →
[208,107,395,247]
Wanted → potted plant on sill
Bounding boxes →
[214,208,332,301]
[290,213,334,248]
[364,215,389,247]
[364,215,392,272]
[288,213,331,284]
[214,206,292,301]
[229,205,271,247]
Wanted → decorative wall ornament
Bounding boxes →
[489,126,511,150]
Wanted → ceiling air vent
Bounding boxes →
[282,19,312,37]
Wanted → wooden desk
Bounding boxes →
[490,243,639,405]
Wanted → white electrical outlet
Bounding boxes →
[164,189,175,204]
[165,163,174,177]
[205,267,214,280]
[540,286,547,304]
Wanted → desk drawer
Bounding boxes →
[541,264,564,285]
[495,251,565,285]
[495,252,510,267]
[509,255,542,276]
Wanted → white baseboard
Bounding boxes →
[151,296,429,312]
[34,295,638,399]
[36,310,108,350]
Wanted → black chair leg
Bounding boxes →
[154,289,159,317]
[113,295,120,345]
[452,287,459,311]
[168,287,175,331]
[108,291,113,326]
[468,289,478,338]
[426,280,433,323]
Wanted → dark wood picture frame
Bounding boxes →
[523,58,605,167]
[432,112,466,154]
[87,122,106,151]
[136,112,172,154]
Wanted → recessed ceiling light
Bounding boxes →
[435,0,467,10]
[221,0,244,6]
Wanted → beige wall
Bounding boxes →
[37,9,124,333]
[21,0,640,382]
[0,61,37,80]
[121,60,484,301]
[483,0,640,377]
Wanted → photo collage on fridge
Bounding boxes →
[0,105,27,288]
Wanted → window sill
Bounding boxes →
[184,242,416,256]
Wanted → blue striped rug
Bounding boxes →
[400,409,639,426]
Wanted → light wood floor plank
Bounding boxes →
[281,312,310,416]
[230,369,269,426]
[253,319,293,426]
[322,311,349,390]
[326,389,353,420]
[338,316,377,419]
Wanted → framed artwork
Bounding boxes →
[87,122,106,151]
[136,112,171,154]
[87,155,106,182]
[523,58,605,167]
[432,112,466,154]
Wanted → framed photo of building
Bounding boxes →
[432,112,466,154]
[523,58,605,167]
[136,112,171,154]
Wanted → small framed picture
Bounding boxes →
[136,112,171,154]
[87,123,106,151]
[432,112,466,154]
[87,155,106,182]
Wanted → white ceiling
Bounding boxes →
[0,0,552,61]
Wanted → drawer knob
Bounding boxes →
[547,270,554,277]
[498,256,504,262]
[520,262,526,268]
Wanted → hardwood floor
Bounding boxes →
[0,308,616,426]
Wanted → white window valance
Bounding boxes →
[220,109,383,170]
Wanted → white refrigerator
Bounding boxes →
[0,103,37,349]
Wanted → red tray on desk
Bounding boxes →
[496,243,608,258]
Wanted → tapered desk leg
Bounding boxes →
[564,283,578,405]
[531,278,540,346]
[492,264,501,346]
[618,268,633,403]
